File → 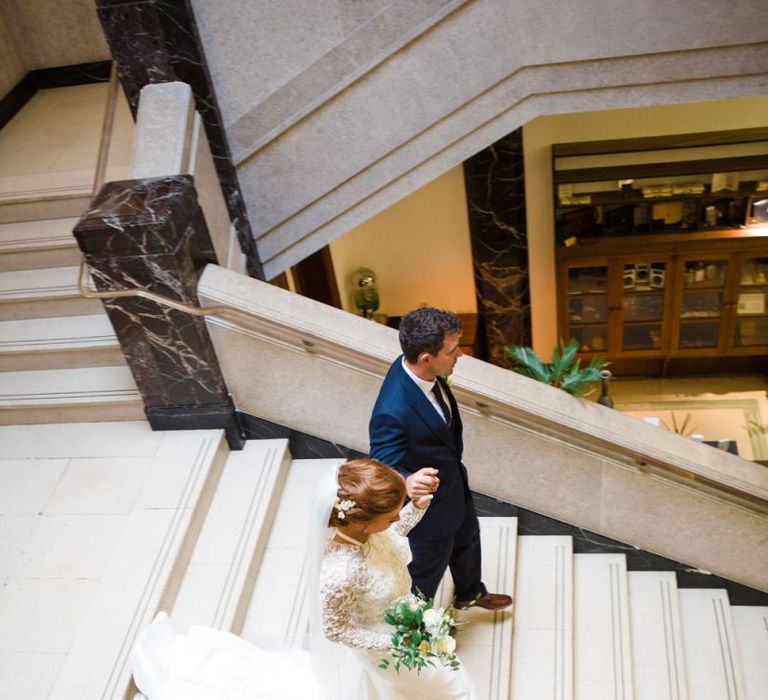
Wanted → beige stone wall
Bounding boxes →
[196,0,768,278]
[0,0,26,100]
[329,165,477,317]
[2,0,109,71]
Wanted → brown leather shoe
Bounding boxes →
[454,592,513,611]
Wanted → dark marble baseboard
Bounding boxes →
[239,410,768,605]
[0,61,113,131]
[148,401,244,450]
[33,60,112,89]
[0,73,36,131]
[238,412,367,461]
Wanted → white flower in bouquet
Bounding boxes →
[434,635,456,655]
[379,595,463,673]
[422,608,442,631]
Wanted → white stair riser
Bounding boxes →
[627,571,688,700]
[679,589,747,700]
[574,553,634,700]
[0,346,124,372]
[0,297,103,321]
[511,535,574,700]
[171,440,291,635]
[0,402,144,425]
[0,247,82,272]
[0,196,92,225]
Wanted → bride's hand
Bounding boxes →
[413,494,433,509]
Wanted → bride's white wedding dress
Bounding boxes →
[132,493,474,700]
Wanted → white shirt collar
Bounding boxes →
[401,356,436,394]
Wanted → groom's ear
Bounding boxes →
[417,351,432,365]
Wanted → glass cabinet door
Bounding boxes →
[734,256,768,348]
[677,257,727,350]
[621,261,667,351]
[566,266,608,352]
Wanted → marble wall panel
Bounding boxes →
[463,129,530,366]
[74,175,242,447]
[96,0,262,279]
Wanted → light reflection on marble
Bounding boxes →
[463,128,530,366]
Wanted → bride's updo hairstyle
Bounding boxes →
[329,459,406,527]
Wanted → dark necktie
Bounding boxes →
[431,382,452,426]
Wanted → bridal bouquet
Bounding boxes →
[379,594,462,673]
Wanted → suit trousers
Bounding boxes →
[407,495,486,602]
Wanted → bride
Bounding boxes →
[132,459,475,700]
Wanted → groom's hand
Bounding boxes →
[406,468,439,501]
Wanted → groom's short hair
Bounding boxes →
[399,307,462,363]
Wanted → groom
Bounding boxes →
[369,307,512,610]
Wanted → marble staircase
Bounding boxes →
[5,421,764,699]
[0,203,141,426]
[0,82,139,426]
[237,459,768,700]
[0,222,142,423]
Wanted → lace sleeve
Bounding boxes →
[320,547,391,652]
[394,500,428,537]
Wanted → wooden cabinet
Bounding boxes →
[553,128,768,374]
[557,233,768,373]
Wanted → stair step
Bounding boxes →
[731,606,768,700]
[38,425,229,700]
[0,217,81,270]
[627,571,688,700]
[679,589,747,700]
[0,314,121,371]
[0,266,102,320]
[574,553,634,700]
[242,458,342,647]
[171,439,291,635]
[0,366,142,424]
[510,536,573,700]
[452,517,517,700]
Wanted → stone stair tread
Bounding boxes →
[574,553,634,700]
[0,365,139,406]
[40,426,229,700]
[241,458,343,647]
[450,517,517,700]
[679,588,747,700]
[171,439,291,634]
[0,265,84,301]
[0,314,116,353]
[510,535,573,700]
[731,606,768,700]
[627,570,688,700]
[0,217,80,252]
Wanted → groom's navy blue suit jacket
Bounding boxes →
[369,357,470,541]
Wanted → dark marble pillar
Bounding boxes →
[74,175,244,449]
[96,0,263,280]
[463,129,531,366]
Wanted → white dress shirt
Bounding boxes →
[401,358,451,423]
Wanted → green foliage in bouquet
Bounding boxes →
[504,338,609,398]
[379,595,462,674]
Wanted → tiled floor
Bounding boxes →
[611,374,768,461]
[0,421,225,700]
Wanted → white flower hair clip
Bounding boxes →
[334,498,356,520]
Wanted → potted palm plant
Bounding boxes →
[504,338,609,398]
